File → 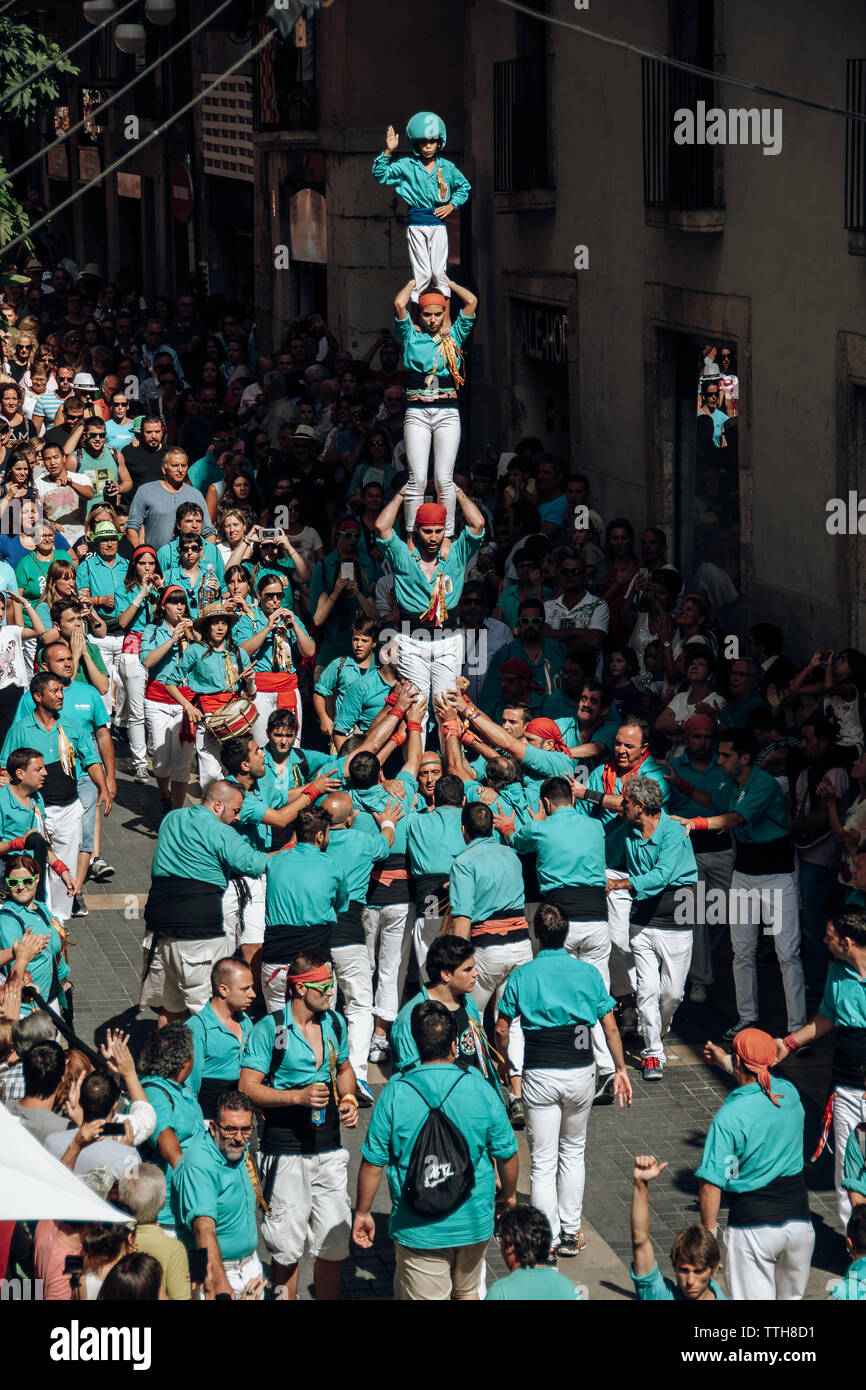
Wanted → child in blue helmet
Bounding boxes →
[372,112,471,303]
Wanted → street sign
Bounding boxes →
[170,163,193,223]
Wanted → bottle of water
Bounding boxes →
[311,1106,326,1127]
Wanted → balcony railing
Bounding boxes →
[845,59,866,230]
[642,55,720,209]
[253,25,316,133]
[493,54,550,193]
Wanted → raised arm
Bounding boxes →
[445,277,478,317]
[393,281,415,323]
[454,485,484,535]
[631,1155,668,1276]
[375,483,408,542]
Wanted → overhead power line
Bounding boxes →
[1,0,140,105]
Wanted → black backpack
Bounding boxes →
[400,1072,475,1218]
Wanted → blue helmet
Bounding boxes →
[406,111,446,150]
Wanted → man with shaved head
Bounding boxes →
[322,788,404,1105]
[186,956,256,1120]
[417,750,443,807]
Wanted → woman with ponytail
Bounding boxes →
[115,546,162,782]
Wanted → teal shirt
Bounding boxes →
[187,1002,254,1097]
[15,682,109,741]
[161,564,213,621]
[623,810,698,899]
[390,986,483,1074]
[371,152,471,210]
[449,838,525,922]
[479,639,564,717]
[0,901,68,1010]
[1,710,98,775]
[378,526,483,619]
[141,1075,207,1227]
[498,582,553,629]
[244,1004,348,1090]
[227,777,288,853]
[486,1267,582,1301]
[668,751,731,821]
[549,708,622,763]
[361,1062,517,1250]
[325,824,391,902]
[314,655,374,703]
[186,454,224,496]
[176,640,252,695]
[157,539,226,586]
[512,805,607,892]
[349,769,418,856]
[393,310,475,388]
[695,1079,806,1192]
[265,841,348,926]
[842,1124,866,1198]
[235,608,307,674]
[173,1131,257,1262]
[151,804,268,889]
[0,783,47,840]
[579,757,670,869]
[818,959,866,1029]
[141,621,183,684]
[406,805,466,876]
[75,553,128,625]
[334,667,390,734]
[715,766,790,843]
[631,1261,726,1302]
[828,1256,866,1300]
[464,777,535,836]
[498,949,616,1030]
[521,742,575,788]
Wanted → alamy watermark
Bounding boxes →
[674,883,782,933]
[673,102,782,157]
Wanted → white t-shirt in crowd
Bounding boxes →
[0,624,29,689]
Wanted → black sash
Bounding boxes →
[144,875,223,940]
[331,900,365,949]
[414,872,448,917]
[691,829,732,855]
[630,885,694,929]
[260,1099,341,1157]
[197,1075,241,1122]
[42,761,78,807]
[832,1026,866,1088]
[523,1022,595,1070]
[734,836,794,875]
[519,851,540,904]
[726,1171,811,1228]
[543,884,607,922]
[262,922,330,964]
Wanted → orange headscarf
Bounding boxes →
[733,1028,782,1107]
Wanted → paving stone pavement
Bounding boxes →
[68,756,851,1300]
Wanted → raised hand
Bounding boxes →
[633,1154,668,1183]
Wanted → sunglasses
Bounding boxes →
[518,617,544,626]
[337,531,358,539]
[215,1122,253,1137]
[303,978,334,995]
[261,591,283,600]
[6,874,39,888]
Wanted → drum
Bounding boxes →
[203,696,257,743]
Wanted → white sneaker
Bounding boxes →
[368,1035,389,1064]
[689,983,708,1004]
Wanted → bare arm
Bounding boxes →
[375,483,407,542]
[192,1217,233,1299]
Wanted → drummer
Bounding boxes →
[167,600,258,789]
[236,573,315,747]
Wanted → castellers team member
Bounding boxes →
[698,1028,814,1300]
[168,601,257,790]
[497,903,631,1259]
[392,276,477,536]
[236,572,314,747]
[372,112,471,305]
[0,852,73,1016]
[773,906,866,1227]
[75,517,129,716]
[142,585,197,812]
[114,545,162,783]
[374,483,485,729]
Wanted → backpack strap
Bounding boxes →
[143,1080,177,1111]
[401,1069,466,1113]
[266,1021,288,1089]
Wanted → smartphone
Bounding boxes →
[340,562,355,581]
[188,1248,208,1284]
[258,528,279,543]
[63,1254,84,1277]
[101,1121,126,1136]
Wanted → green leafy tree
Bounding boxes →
[0,15,79,252]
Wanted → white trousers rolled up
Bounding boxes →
[331,942,374,1083]
[222,874,266,953]
[472,937,533,1076]
[630,925,693,1062]
[523,1064,596,1238]
[45,800,83,922]
[605,870,636,997]
[725,1220,814,1300]
[116,653,147,769]
[363,902,414,1024]
[195,722,226,792]
[565,918,614,1073]
[145,699,195,783]
[403,406,461,536]
[729,870,806,1032]
[407,224,450,301]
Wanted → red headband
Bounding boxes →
[526,717,568,754]
[132,545,157,562]
[418,292,447,308]
[416,502,447,526]
[286,964,333,985]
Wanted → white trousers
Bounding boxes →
[93,633,124,717]
[630,925,693,1062]
[222,1251,263,1297]
[363,902,414,1024]
[523,1065,596,1238]
[834,1084,866,1226]
[331,942,374,1083]
[116,653,147,768]
[145,699,195,783]
[690,847,735,987]
[252,689,302,749]
[729,870,806,1032]
[605,870,636,997]
[565,919,614,1073]
[406,224,450,300]
[394,630,463,740]
[195,722,226,792]
[725,1220,814,1300]
[412,912,442,979]
[403,407,461,536]
[472,937,534,1076]
[45,800,83,922]
[222,874,266,952]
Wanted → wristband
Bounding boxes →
[51,858,70,876]
[692,816,709,831]
[783,1034,801,1053]
[6,836,26,852]
[391,728,406,748]
[440,719,461,739]
[381,820,396,832]
[460,727,478,747]
[300,784,318,801]
[583,788,604,806]
[676,779,696,797]
[406,720,423,732]
[463,701,480,721]
[385,691,401,709]
[339,1094,359,1107]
